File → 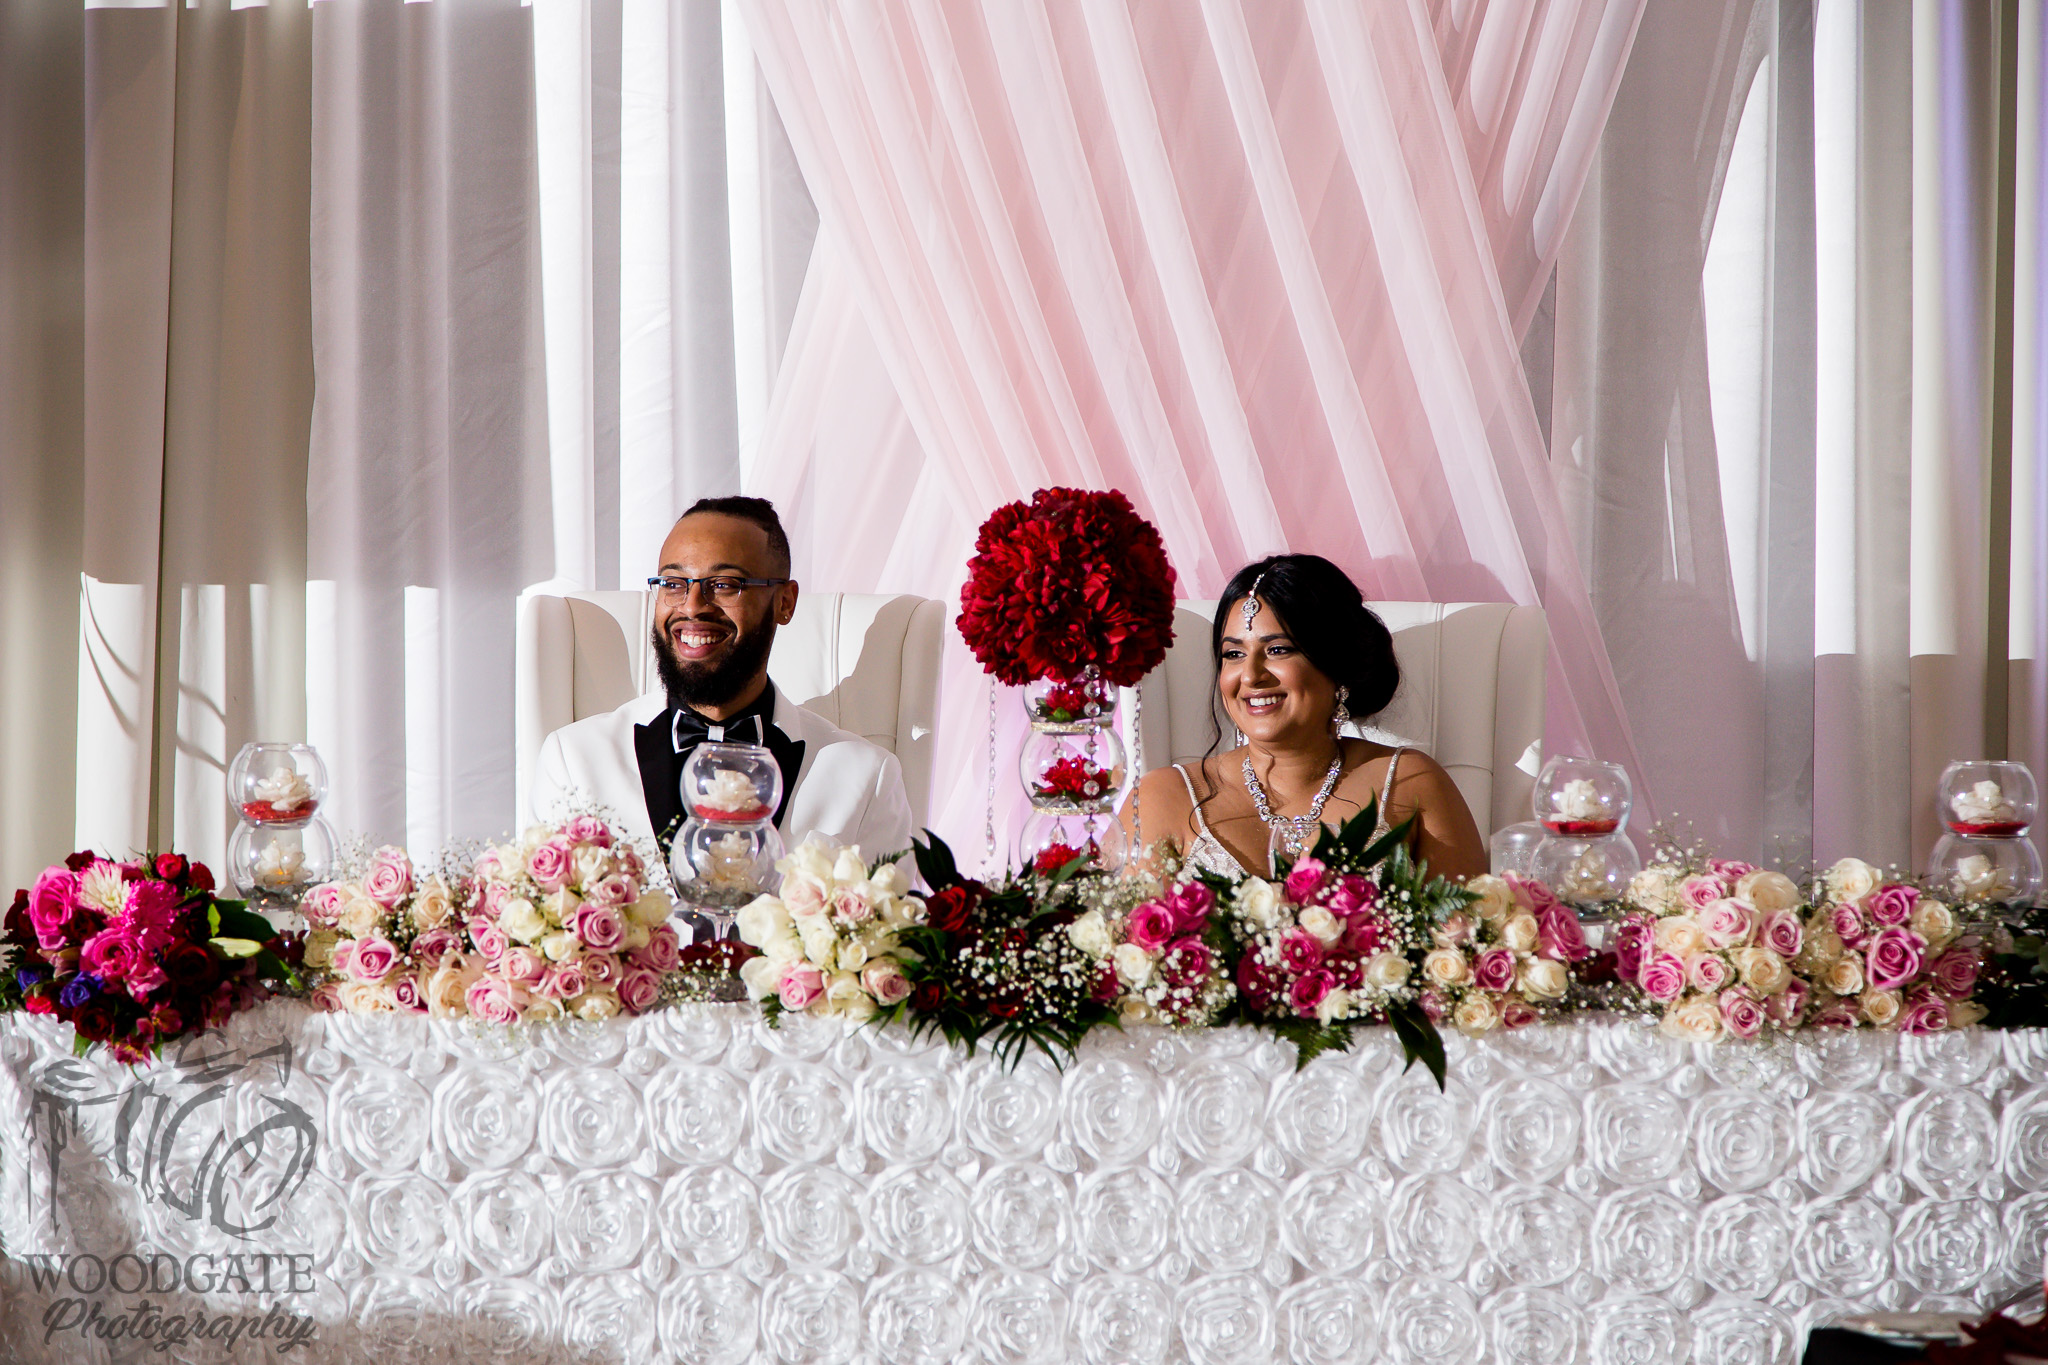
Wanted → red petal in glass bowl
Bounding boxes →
[1541,818,1621,837]
[1946,820,2029,838]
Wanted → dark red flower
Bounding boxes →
[4,889,31,946]
[22,990,54,1017]
[154,853,187,882]
[162,943,219,990]
[72,1001,119,1042]
[909,980,945,1013]
[1033,844,1086,877]
[63,851,95,872]
[186,862,215,893]
[955,488,1177,686]
[925,886,979,935]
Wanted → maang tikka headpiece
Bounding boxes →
[1241,573,1266,634]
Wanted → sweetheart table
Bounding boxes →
[0,1003,2040,1365]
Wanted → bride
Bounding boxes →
[1123,554,1487,881]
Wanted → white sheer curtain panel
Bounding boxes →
[0,1,311,893]
[738,0,1648,865]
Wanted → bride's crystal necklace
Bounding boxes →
[1242,748,1344,855]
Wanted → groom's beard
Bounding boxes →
[653,613,778,712]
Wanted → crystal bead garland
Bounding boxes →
[1017,669,1127,869]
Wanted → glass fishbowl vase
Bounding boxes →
[680,741,783,825]
[1530,833,1642,909]
[1928,832,2042,917]
[1937,760,2037,839]
[1533,755,1632,838]
[1018,808,1127,876]
[669,818,784,930]
[228,742,327,827]
[228,816,338,916]
[1019,723,1126,817]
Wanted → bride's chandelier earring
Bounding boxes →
[1235,575,1264,754]
[1332,685,1351,734]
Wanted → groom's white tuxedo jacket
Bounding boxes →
[524,685,915,858]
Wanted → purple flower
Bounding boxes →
[58,975,102,1008]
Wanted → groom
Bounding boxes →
[525,496,913,861]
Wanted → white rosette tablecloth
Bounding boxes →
[0,1003,2041,1364]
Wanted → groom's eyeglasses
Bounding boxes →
[647,575,790,603]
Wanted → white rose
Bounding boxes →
[303,929,338,970]
[1659,996,1724,1042]
[1910,901,1956,950]
[1824,953,1864,997]
[1948,999,1987,1028]
[1365,952,1411,989]
[736,895,792,946]
[825,971,876,1023]
[339,896,384,939]
[1859,987,1902,1027]
[1654,917,1706,956]
[782,872,830,919]
[836,936,871,973]
[572,845,609,889]
[1736,946,1790,995]
[1735,870,1802,914]
[1466,875,1514,923]
[627,890,672,927]
[501,898,547,944]
[1119,997,1159,1025]
[1299,906,1343,947]
[1422,948,1470,988]
[1067,910,1113,959]
[1501,914,1540,954]
[1112,943,1155,989]
[571,987,620,1020]
[1452,993,1499,1036]
[518,824,548,854]
[764,931,804,967]
[869,862,910,896]
[1519,958,1568,1000]
[541,930,578,962]
[1237,879,1283,931]
[798,917,838,966]
[521,995,565,1023]
[1315,988,1353,1025]
[621,921,650,951]
[831,848,870,885]
[1827,858,1880,903]
[542,888,581,927]
[739,955,780,999]
[1628,869,1677,914]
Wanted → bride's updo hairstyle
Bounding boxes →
[1212,554,1400,720]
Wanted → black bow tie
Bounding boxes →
[670,708,770,750]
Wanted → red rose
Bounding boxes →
[162,943,219,989]
[72,1001,119,1042]
[154,853,187,882]
[910,981,945,1013]
[926,886,979,935]
[22,991,54,1017]
[4,889,31,946]
[63,851,95,872]
[1033,845,1084,876]
[186,862,215,893]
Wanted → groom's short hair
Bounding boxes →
[679,495,791,577]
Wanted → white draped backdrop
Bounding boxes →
[0,0,2042,893]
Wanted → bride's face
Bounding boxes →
[1218,598,1338,749]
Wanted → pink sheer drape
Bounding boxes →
[740,0,1647,862]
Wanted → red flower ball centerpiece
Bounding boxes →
[958,488,1176,869]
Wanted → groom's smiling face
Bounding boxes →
[651,513,798,720]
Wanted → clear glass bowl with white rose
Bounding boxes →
[228,742,328,827]
[680,741,783,825]
[1927,831,2042,921]
[1530,833,1642,909]
[1937,760,2036,838]
[670,816,785,939]
[228,815,338,918]
[1532,755,1631,837]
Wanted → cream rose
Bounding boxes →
[1735,870,1802,914]
[1501,914,1540,953]
[337,979,394,1014]
[1910,900,1956,951]
[1066,910,1112,959]
[1452,993,1500,1036]
[835,936,872,973]
[410,876,455,931]
[870,863,911,897]
[1859,987,1902,1027]
[738,955,780,999]
[736,895,792,946]
[1827,858,1881,903]
[571,986,620,1021]
[1466,875,1515,923]
[784,836,836,882]
[1737,946,1791,995]
[1315,988,1354,1024]
[1628,869,1678,914]
[1299,907,1344,947]
[338,896,384,939]
[1119,997,1159,1025]
[824,971,877,1023]
[1365,952,1411,989]
[542,888,582,928]
[831,848,870,885]
[572,845,610,889]
[1795,923,1842,974]
[627,890,672,927]
[425,955,482,1017]
[303,929,339,970]
[1659,995,1724,1042]
[541,930,578,962]
[1947,999,1988,1028]
[501,898,547,944]
[1423,948,1471,988]
[1823,953,1865,997]
[1519,958,1568,1000]
[1653,916,1707,957]
[1112,943,1155,989]
[1237,879,1284,931]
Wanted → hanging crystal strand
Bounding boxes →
[1129,683,1144,858]
[985,679,998,868]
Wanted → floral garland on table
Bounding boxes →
[4,852,303,1063]
[1419,871,1591,1036]
[733,837,926,1023]
[303,815,680,1020]
[1800,857,1986,1032]
[955,487,1177,687]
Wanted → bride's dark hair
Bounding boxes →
[1211,554,1400,719]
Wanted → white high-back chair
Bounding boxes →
[515,590,947,828]
[1132,601,1548,838]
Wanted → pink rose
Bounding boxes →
[538,960,583,1000]
[584,951,622,984]
[527,838,573,893]
[1508,874,1561,914]
[1613,917,1653,980]
[309,982,344,1013]
[1679,875,1727,911]
[1720,987,1766,1039]
[1865,926,1927,991]
[1500,999,1539,1030]
[28,868,81,949]
[860,959,913,1006]
[563,815,611,847]
[1283,859,1329,902]
[1288,968,1335,1016]
[363,848,413,908]
[1165,883,1214,933]
[1710,859,1758,882]
[1898,995,1950,1035]
[1760,911,1803,959]
[1811,998,1859,1028]
[1638,952,1686,1002]
[571,904,626,952]
[1162,936,1213,987]
[1329,876,1380,918]
[390,973,428,1013]
[1126,902,1178,951]
[81,927,145,983]
[832,885,874,924]
[412,927,461,967]
[586,874,635,909]
[301,883,346,928]
[618,967,662,1014]
[1929,948,1981,999]
[1764,977,1808,1026]
[1829,903,1868,949]
[500,947,546,985]
[633,924,682,973]
[349,935,399,982]
[777,963,825,1010]
[1865,883,1919,927]
[1237,956,1278,1011]
[1688,953,1731,992]
[477,882,511,918]
[1699,899,1756,949]
[1536,905,1591,962]
[1473,947,1517,992]
[1278,928,1323,973]
[1341,916,1385,955]
[469,918,509,963]
[331,939,355,975]
[465,976,523,1024]
[616,847,644,881]
[1418,990,1448,1023]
